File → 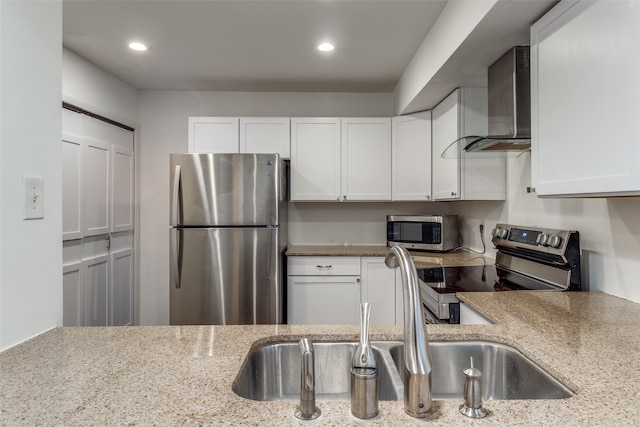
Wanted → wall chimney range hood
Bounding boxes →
[443,46,531,157]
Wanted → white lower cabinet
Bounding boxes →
[287,276,361,325]
[287,256,401,325]
[360,257,401,325]
[287,257,361,324]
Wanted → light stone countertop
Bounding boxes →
[286,244,491,268]
[2,292,640,425]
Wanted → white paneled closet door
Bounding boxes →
[61,106,135,327]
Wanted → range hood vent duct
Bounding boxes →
[443,46,531,157]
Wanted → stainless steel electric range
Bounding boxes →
[418,223,581,324]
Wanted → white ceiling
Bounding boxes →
[63,0,447,93]
[63,0,558,111]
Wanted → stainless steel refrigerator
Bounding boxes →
[169,153,287,325]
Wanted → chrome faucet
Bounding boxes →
[385,246,433,418]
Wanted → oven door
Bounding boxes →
[422,304,445,324]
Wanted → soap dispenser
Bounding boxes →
[350,302,379,419]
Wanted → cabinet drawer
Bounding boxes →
[288,256,361,276]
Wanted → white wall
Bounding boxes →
[62,48,138,127]
[393,0,496,114]
[137,90,403,325]
[0,0,63,351]
[452,153,640,303]
[288,202,450,245]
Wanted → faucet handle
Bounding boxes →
[459,358,488,418]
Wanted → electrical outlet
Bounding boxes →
[23,176,44,220]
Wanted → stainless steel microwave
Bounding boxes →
[386,215,459,252]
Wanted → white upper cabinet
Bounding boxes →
[239,117,290,157]
[392,114,432,201]
[531,0,640,197]
[341,118,391,201]
[431,88,506,201]
[291,117,392,202]
[290,118,342,201]
[188,117,239,153]
[189,117,291,158]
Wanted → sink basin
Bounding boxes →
[232,340,574,402]
[387,341,574,400]
[232,341,402,401]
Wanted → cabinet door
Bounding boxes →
[239,117,290,158]
[188,117,239,153]
[112,146,134,232]
[83,254,109,326]
[83,139,111,236]
[341,118,392,201]
[290,118,341,201]
[63,262,83,326]
[111,248,133,326]
[392,114,432,201]
[431,90,461,200]
[361,257,397,325]
[531,0,640,196]
[62,136,84,240]
[287,276,360,324]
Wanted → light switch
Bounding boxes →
[23,176,44,220]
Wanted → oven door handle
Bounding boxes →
[422,304,445,324]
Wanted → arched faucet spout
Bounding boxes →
[385,246,433,418]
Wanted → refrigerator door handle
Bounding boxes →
[171,164,181,227]
[171,228,182,289]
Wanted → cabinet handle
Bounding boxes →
[316,265,333,269]
[426,195,431,200]
[343,195,347,200]
[451,192,457,197]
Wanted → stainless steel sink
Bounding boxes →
[232,341,402,401]
[232,340,574,402]
[386,341,574,400]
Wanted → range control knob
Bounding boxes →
[536,234,549,246]
[492,228,508,239]
[547,235,562,248]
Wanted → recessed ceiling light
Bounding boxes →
[128,42,148,52]
[317,42,335,52]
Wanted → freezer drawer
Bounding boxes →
[170,227,281,325]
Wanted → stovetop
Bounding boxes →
[417,223,581,323]
[417,264,563,296]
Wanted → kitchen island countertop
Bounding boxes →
[2,291,640,425]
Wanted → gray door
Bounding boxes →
[170,153,280,227]
[170,227,280,325]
